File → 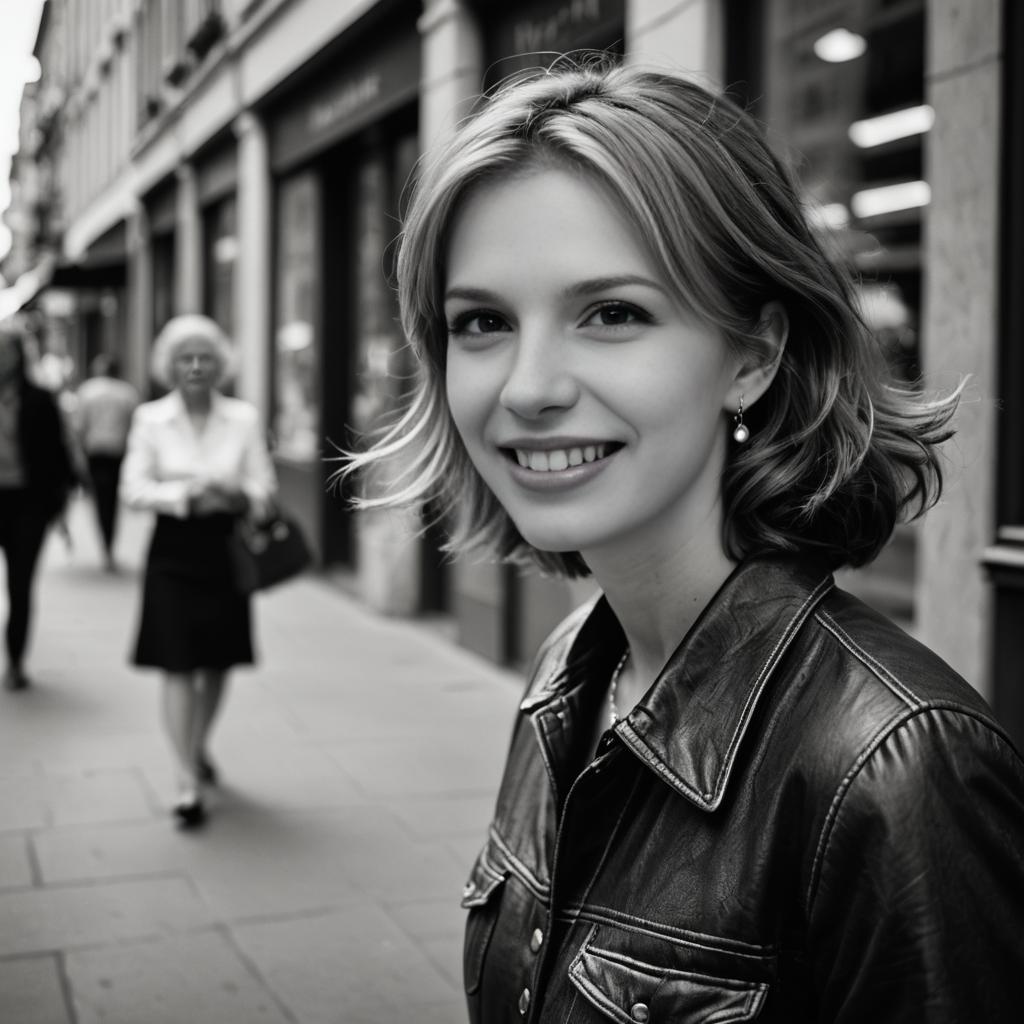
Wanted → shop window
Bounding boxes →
[202,195,237,339]
[728,0,928,622]
[756,0,929,385]
[273,172,321,465]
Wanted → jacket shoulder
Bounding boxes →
[812,586,994,719]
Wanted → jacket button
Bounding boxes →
[518,987,531,1015]
[630,1003,650,1022]
[529,927,544,953]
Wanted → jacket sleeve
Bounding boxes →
[118,408,193,517]
[806,707,1024,1023]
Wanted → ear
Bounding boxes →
[725,300,788,412]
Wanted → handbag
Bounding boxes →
[230,507,312,594]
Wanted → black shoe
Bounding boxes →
[172,798,206,829]
[196,756,218,786]
[2,667,29,691]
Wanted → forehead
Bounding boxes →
[172,336,220,357]
[446,166,656,284]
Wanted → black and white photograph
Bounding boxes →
[0,1,1021,1022]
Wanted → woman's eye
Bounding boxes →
[583,303,649,328]
[448,311,510,336]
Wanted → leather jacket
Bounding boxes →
[461,556,1024,1023]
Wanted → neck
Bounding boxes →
[584,509,735,702]
[180,388,212,413]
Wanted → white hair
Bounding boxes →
[150,314,236,388]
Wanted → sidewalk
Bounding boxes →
[0,496,522,1024]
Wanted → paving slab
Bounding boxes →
[0,876,214,957]
[0,498,523,1019]
[0,956,71,1024]
[0,833,34,889]
[233,901,462,1024]
[66,931,294,1024]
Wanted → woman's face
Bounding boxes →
[443,167,742,563]
[171,337,221,395]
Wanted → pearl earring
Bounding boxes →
[732,397,750,443]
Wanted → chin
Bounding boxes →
[513,518,609,556]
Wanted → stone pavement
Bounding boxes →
[0,496,523,1024]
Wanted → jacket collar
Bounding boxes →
[523,555,834,812]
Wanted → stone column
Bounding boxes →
[916,0,1003,694]
[418,0,484,152]
[174,162,202,314]
[625,0,723,81]
[233,110,272,418]
[126,199,153,394]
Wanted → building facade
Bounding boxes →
[3,0,1019,744]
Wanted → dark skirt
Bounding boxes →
[132,513,253,672]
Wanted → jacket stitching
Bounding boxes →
[533,704,564,809]
[804,705,1011,917]
[805,711,908,916]
[814,610,923,709]
[583,944,767,989]
[621,575,833,808]
[488,825,550,903]
[556,904,776,958]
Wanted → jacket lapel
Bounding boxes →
[615,557,834,811]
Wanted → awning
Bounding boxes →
[0,253,56,320]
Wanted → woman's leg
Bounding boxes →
[4,499,49,685]
[194,670,229,774]
[161,672,201,793]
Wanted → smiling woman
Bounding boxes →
[336,60,1024,1023]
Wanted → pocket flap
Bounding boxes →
[460,845,506,909]
[569,943,768,1023]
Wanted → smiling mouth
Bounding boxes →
[503,443,623,473]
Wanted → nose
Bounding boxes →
[498,327,579,420]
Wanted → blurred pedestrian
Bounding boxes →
[75,354,139,570]
[121,314,276,828]
[340,62,1024,1021]
[0,322,77,691]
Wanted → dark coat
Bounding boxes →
[462,555,1024,1023]
[14,381,76,521]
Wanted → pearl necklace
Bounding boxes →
[608,648,630,726]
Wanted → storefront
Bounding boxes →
[145,177,177,361]
[195,138,239,342]
[725,0,928,625]
[984,0,1024,750]
[264,5,424,606]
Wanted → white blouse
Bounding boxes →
[120,390,276,519]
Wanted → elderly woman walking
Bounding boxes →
[121,314,276,827]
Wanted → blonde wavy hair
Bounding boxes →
[338,59,960,576]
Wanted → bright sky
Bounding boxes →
[0,0,48,274]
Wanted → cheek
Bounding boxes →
[445,355,487,449]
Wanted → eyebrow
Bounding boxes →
[444,274,667,304]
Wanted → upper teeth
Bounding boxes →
[515,444,610,472]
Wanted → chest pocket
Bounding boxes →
[569,942,768,1023]
[461,843,508,995]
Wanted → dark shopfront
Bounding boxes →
[195,139,239,342]
[265,13,434,604]
[724,0,929,625]
[984,0,1024,752]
